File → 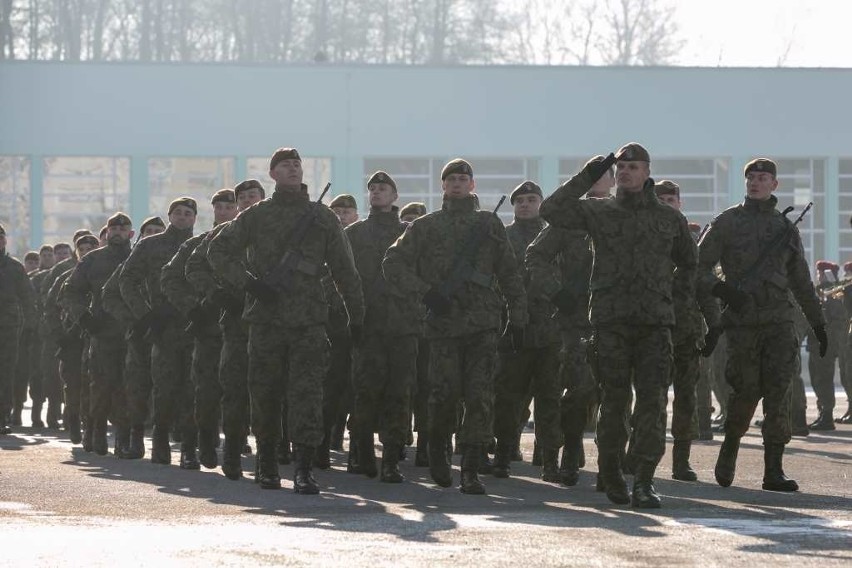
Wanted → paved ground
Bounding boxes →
[1,396,850,567]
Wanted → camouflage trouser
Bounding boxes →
[428,330,497,446]
[493,344,562,449]
[27,334,44,406]
[791,338,807,425]
[151,326,195,443]
[124,332,152,426]
[58,337,84,422]
[807,322,847,414]
[322,327,352,442]
[191,331,223,436]
[41,336,63,413]
[350,334,417,446]
[13,328,35,410]
[412,337,430,433]
[844,328,852,402]
[595,325,671,468]
[560,325,597,440]
[670,338,700,442]
[711,334,731,416]
[696,356,713,422]
[89,333,128,427]
[0,326,20,417]
[248,323,328,447]
[724,323,797,445]
[220,313,249,440]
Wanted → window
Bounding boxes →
[838,159,852,264]
[149,158,234,233]
[773,159,825,270]
[42,157,130,245]
[0,157,31,255]
[246,157,332,201]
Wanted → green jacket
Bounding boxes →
[672,223,720,345]
[540,169,697,328]
[61,241,131,335]
[383,194,528,339]
[0,252,35,329]
[101,263,134,328]
[698,196,824,330]
[207,186,364,328]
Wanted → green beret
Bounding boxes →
[329,194,358,210]
[400,202,428,218]
[75,234,99,249]
[615,142,651,163]
[72,229,92,242]
[53,242,71,252]
[441,158,474,180]
[234,179,266,198]
[744,158,777,177]
[211,188,236,205]
[168,197,198,215]
[39,245,53,253]
[510,181,543,205]
[139,216,165,233]
[269,147,302,170]
[107,212,133,227]
[367,170,397,191]
[654,180,680,197]
[98,225,109,238]
[24,251,39,262]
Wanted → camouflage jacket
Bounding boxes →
[539,170,698,328]
[61,241,131,335]
[30,269,50,336]
[0,252,35,328]
[672,223,719,346]
[101,262,134,328]
[345,206,421,336]
[526,225,593,331]
[504,216,558,348]
[162,231,221,335]
[383,194,528,339]
[40,256,77,305]
[207,185,365,328]
[698,196,824,330]
[46,269,73,338]
[119,225,193,320]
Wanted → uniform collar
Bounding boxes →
[742,194,778,213]
[442,195,477,215]
[367,206,400,225]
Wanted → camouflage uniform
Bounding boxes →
[322,284,352,454]
[207,184,364,487]
[540,165,697,501]
[40,256,78,428]
[120,225,194,464]
[0,253,35,432]
[25,269,51,423]
[383,194,528,489]
[806,289,847,421]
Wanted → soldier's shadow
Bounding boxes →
[0,432,49,451]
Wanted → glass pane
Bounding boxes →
[149,157,235,233]
[654,159,715,176]
[840,159,852,176]
[0,157,31,256]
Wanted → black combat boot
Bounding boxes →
[698,410,714,441]
[714,434,741,487]
[11,405,22,426]
[809,411,836,431]
[257,440,281,489]
[428,429,453,488]
[491,441,512,479]
[125,425,145,459]
[531,441,542,466]
[314,437,331,470]
[346,438,361,474]
[66,413,82,445]
[478,445,494,475]
[221,434,243,481]
[114,425,130,458]
[511,429,523,462]
[671,440,698,481]
[46,400,61,430]
[631,461,662,509]
[198,428,218,469]
[359,433,378,478]
[180,442,201,470]
[762,443,799,491]
[540,447,560,483]
[150,425,171,465]
[293,444,320,495]
[31,401,44,428]
[837,403,852,424]
[459,444,486,495]
[0,414,10,435]
[559,434,582,486]
[414,432,429,467]
[82,423,94,453]
[599,453,630,505]
[92,417,109,456]
[380,444,405,483]
[330,420,345,452]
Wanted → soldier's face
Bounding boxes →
[368,182,397,210]
[616,161,650,193]
[77,243,96,258]
[401,213,420,223]
[332,207,358,227]
[107,224,134,245]
[142,225,165,238]
[237,189,264,211]
[588,171,614,198]
[442,174,475,199]
[270,159,303,187]
[54,246,72,262]
[657,193,681,210]
[213,201,238,224]
[513,194,542,220]
[169,205,197,230]
[746,172,777,201]
[39,249,55,268]
[25,258,39,272]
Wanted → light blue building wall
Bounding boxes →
[1,61,851,266]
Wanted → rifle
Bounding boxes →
[258,182,332,293]
[733,201,812,294]
[433,195,506,305]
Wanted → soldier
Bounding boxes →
[185,180,265,480]
[163,188,238,470]
[400,202,428,224]
[12,252,40,425]
[330,194,360,227]
[540,144,697,508]
[346,171,420,482]
[62,213,134,454]
[23,251,40,274]
[699,158,827,492]
[839,261,852,424]
[0,225,36,435]
[383,158,527,495]
[120,198,197,467]
[491,181,563,482]
[39,245,56,271]
[208,147,364,494]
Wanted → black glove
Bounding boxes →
[586,152,616,185]
[813,325,828,358]
[245,276,278,304]
[79,311,105,335]
[701,326,724,357]
[711,281,750,314]
[422,287,451,316]
[349,324,364,346]
[551,288,577,314]
[502,324,525,352]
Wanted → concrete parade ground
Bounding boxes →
[1,394,850,567]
